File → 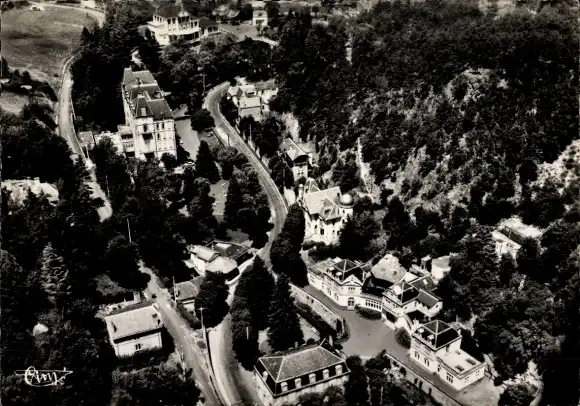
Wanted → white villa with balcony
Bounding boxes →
[410,320,486,391]
[121,68,176,160]
[147,4,201,46]
[297,179,354,245]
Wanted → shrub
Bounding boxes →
[302,240,316,250]
[176,302,202,329]
[355,306,382,320]
[395,328,411,349]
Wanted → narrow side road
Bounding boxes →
[50,3,113,220]
[52,5,223,404]
[204,83,288,406]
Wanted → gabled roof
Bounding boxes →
[416,290,441,308]
[175,281,198,301]
[302,187,341,216]
[122,68,155,87]
[361,274,392,297]
[371,254,406,284]
[280,138,308,162]
[192,245,220,263]
[133,96,152,118]
[414,320,460,350]
[207,240,249,261]
[409,275,437,293]
[326,258,367,283]
[147,99,173,120]
[258,341,347,382]
[105,301,163,342]
[303,178,320,194]
[129,83,162,100]
[78,131,94,145]
[320,199,342,221]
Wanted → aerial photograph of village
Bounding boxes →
[1,0,578,405]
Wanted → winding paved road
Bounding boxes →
[50,3,112,220]
[203,83,288,406]
[52,4,222,404]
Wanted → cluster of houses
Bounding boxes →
[305,252,486,394]
[226,78,279,122]
[79,67,177,161]
[97,204,540,406]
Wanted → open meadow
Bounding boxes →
[1,6,94,86]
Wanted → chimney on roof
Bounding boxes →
[328,336,333,347]
[295,342,298,348]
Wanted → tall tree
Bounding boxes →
[344,356,370,406]
[339,210,380,261]
[103,234,149,291]
[38,243,71,308]
[268,275,304,352]
[224,175,244,226]
[195,271,229,328]
[517,238,541,280]
[195,140,220,183]
[498,383,534,406]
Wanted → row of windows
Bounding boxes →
[278,365,344,393]
[365,300,381,310]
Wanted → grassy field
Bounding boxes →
[0,91,29,114]
[1,7,94,86]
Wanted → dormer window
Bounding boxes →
[322,369,330,380]
[262,371,268,381]
[308,373,316,384]
[141,107,147,116]
[280,382,288,393]
[294,378,302,388]
[335,365,343,375]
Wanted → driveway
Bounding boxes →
[175,117,201,160]
[303,285,408,360]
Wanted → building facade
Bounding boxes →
[410,320,486,391]
[104,301,164,358]
[280,137,309,180]
[308,257,390,311]
[121,68,177,160]
[147,4,201,46]
[254,340,349,406]
[381,268,443,333]
[298,179,354,245]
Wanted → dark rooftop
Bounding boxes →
[416,290,441,308]
[327,259,367,283]
[361,274,393,297]
[207,240,249,261]
[258,340,346,382]
[414,320,460,350]
[409,275,437,293]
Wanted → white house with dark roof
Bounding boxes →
[186,244,241,281]
[381,265,443,333]
[411,320,485,391]
[308,257,392,312]
[104,301,164,357]
[147,3,201,46]
[122,67,176,160]
[254,340,349,406]
[297,179,354,244]
[174,280,199,311]
[280,137,309,180]
[491,217,543,259]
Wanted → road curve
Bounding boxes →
[50,5,223,405]
[204,83,289,406]
[47,3,113,220]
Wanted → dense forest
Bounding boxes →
[270,0,579,404]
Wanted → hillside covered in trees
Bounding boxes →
[270,1,579,404]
